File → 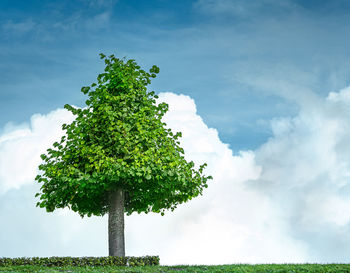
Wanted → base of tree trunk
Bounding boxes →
[108,188,125,257]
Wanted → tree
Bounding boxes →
[35,53,213,257]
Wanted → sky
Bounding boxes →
[2,0,350,265]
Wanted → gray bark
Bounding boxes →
[108,188,125,257]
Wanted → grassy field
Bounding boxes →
[1,264,350,272]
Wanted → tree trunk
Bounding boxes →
[108,188,125,257]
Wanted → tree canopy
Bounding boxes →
[35,53,212,218]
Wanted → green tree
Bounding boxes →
[35,53,213,257]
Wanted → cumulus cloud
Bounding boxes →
[247,85,350,262]
[3,89,350,264]
[0,108,74,194]
[0,109,107,258]
[142,93,309,264]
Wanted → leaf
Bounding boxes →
[81,86,90,94]
[149,65,160,74]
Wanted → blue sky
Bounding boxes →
[2,0,350,265]
[2,0,350,151]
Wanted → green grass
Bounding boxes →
[1,264,350,273]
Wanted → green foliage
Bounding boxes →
[0,256,159,267]
[35,53,213,218]
[2,263,350,272]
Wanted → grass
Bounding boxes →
[1,264,350,272]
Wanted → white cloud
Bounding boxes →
[0,108,74,194]
[4,89,350,264]
[246,84,350,261]
[147,93,309,264]
[327,85,350,103]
